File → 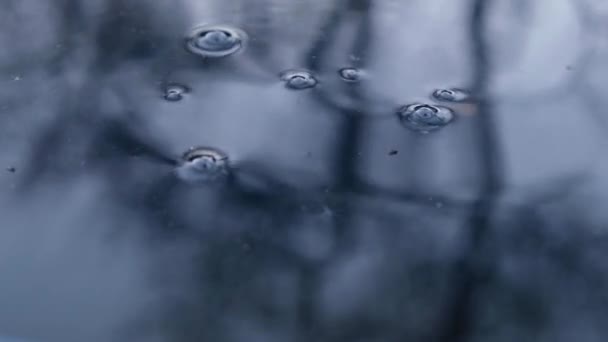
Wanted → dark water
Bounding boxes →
[1,0,608,341]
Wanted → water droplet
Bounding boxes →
[185,25,247,58]
[163,83,189,102]
[338,67,362,82]
[280,70,318,90]
[175,147,230,183]
[397,103,455,133]
[431,88,472,103]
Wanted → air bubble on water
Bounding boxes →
[338,67,362,83]
[163,83,189,102]
[397,103,455,133]
[185,25,247,58]
[431,88,472,103]
[279,69,318,90]
[175,147,230,184]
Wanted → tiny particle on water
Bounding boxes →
[388,150,398,156]
[431,88,472,103]
[279,69,318,90]
[185,24,247,58]
[175,147,230,184]
[7,167,16,173]
[397,103,455,133]
[338,67,362,82]
[12,75,21,81]
[163,83,189,102]
[435,201,444,209]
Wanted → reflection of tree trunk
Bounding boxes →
[297,0,372,340]
[437,0,503,341]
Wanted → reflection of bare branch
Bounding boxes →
[303,0,397,118]
[296,1,374,339]
[19,99,177,190]
[304,0,346,72]
[436,1,504,341]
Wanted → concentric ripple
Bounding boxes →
[338,67,362,83]
[185,25,247,58]
[279,70,318,90]
[396,103,455,133]
[431,88,472,103]
[162,83,189,102]
[175,147,230,184]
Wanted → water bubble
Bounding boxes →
[338,67,362,82]
[163,83,189,102]
[175,147,230,184]
[431,88,472,103]
[185,25,247,58]
[397,103,455,133]
[280,70,318,90]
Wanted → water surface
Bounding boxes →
[1,0,608,341]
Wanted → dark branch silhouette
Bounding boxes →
[437,1,504,341]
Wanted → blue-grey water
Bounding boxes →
[1,0,608,341]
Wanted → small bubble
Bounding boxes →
[175,147,230,184]
[431,88,472,103]
[185,25,247,58]
[338,67,362,82]
[280,70,318,90]
[397,103,454,133]
[163,83,189,102]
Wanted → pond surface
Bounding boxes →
[1,0,608,341]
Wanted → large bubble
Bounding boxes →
[185,25,247,58]
[396,103,455,133]
[279,70,318,90]
[175,147,230,184]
